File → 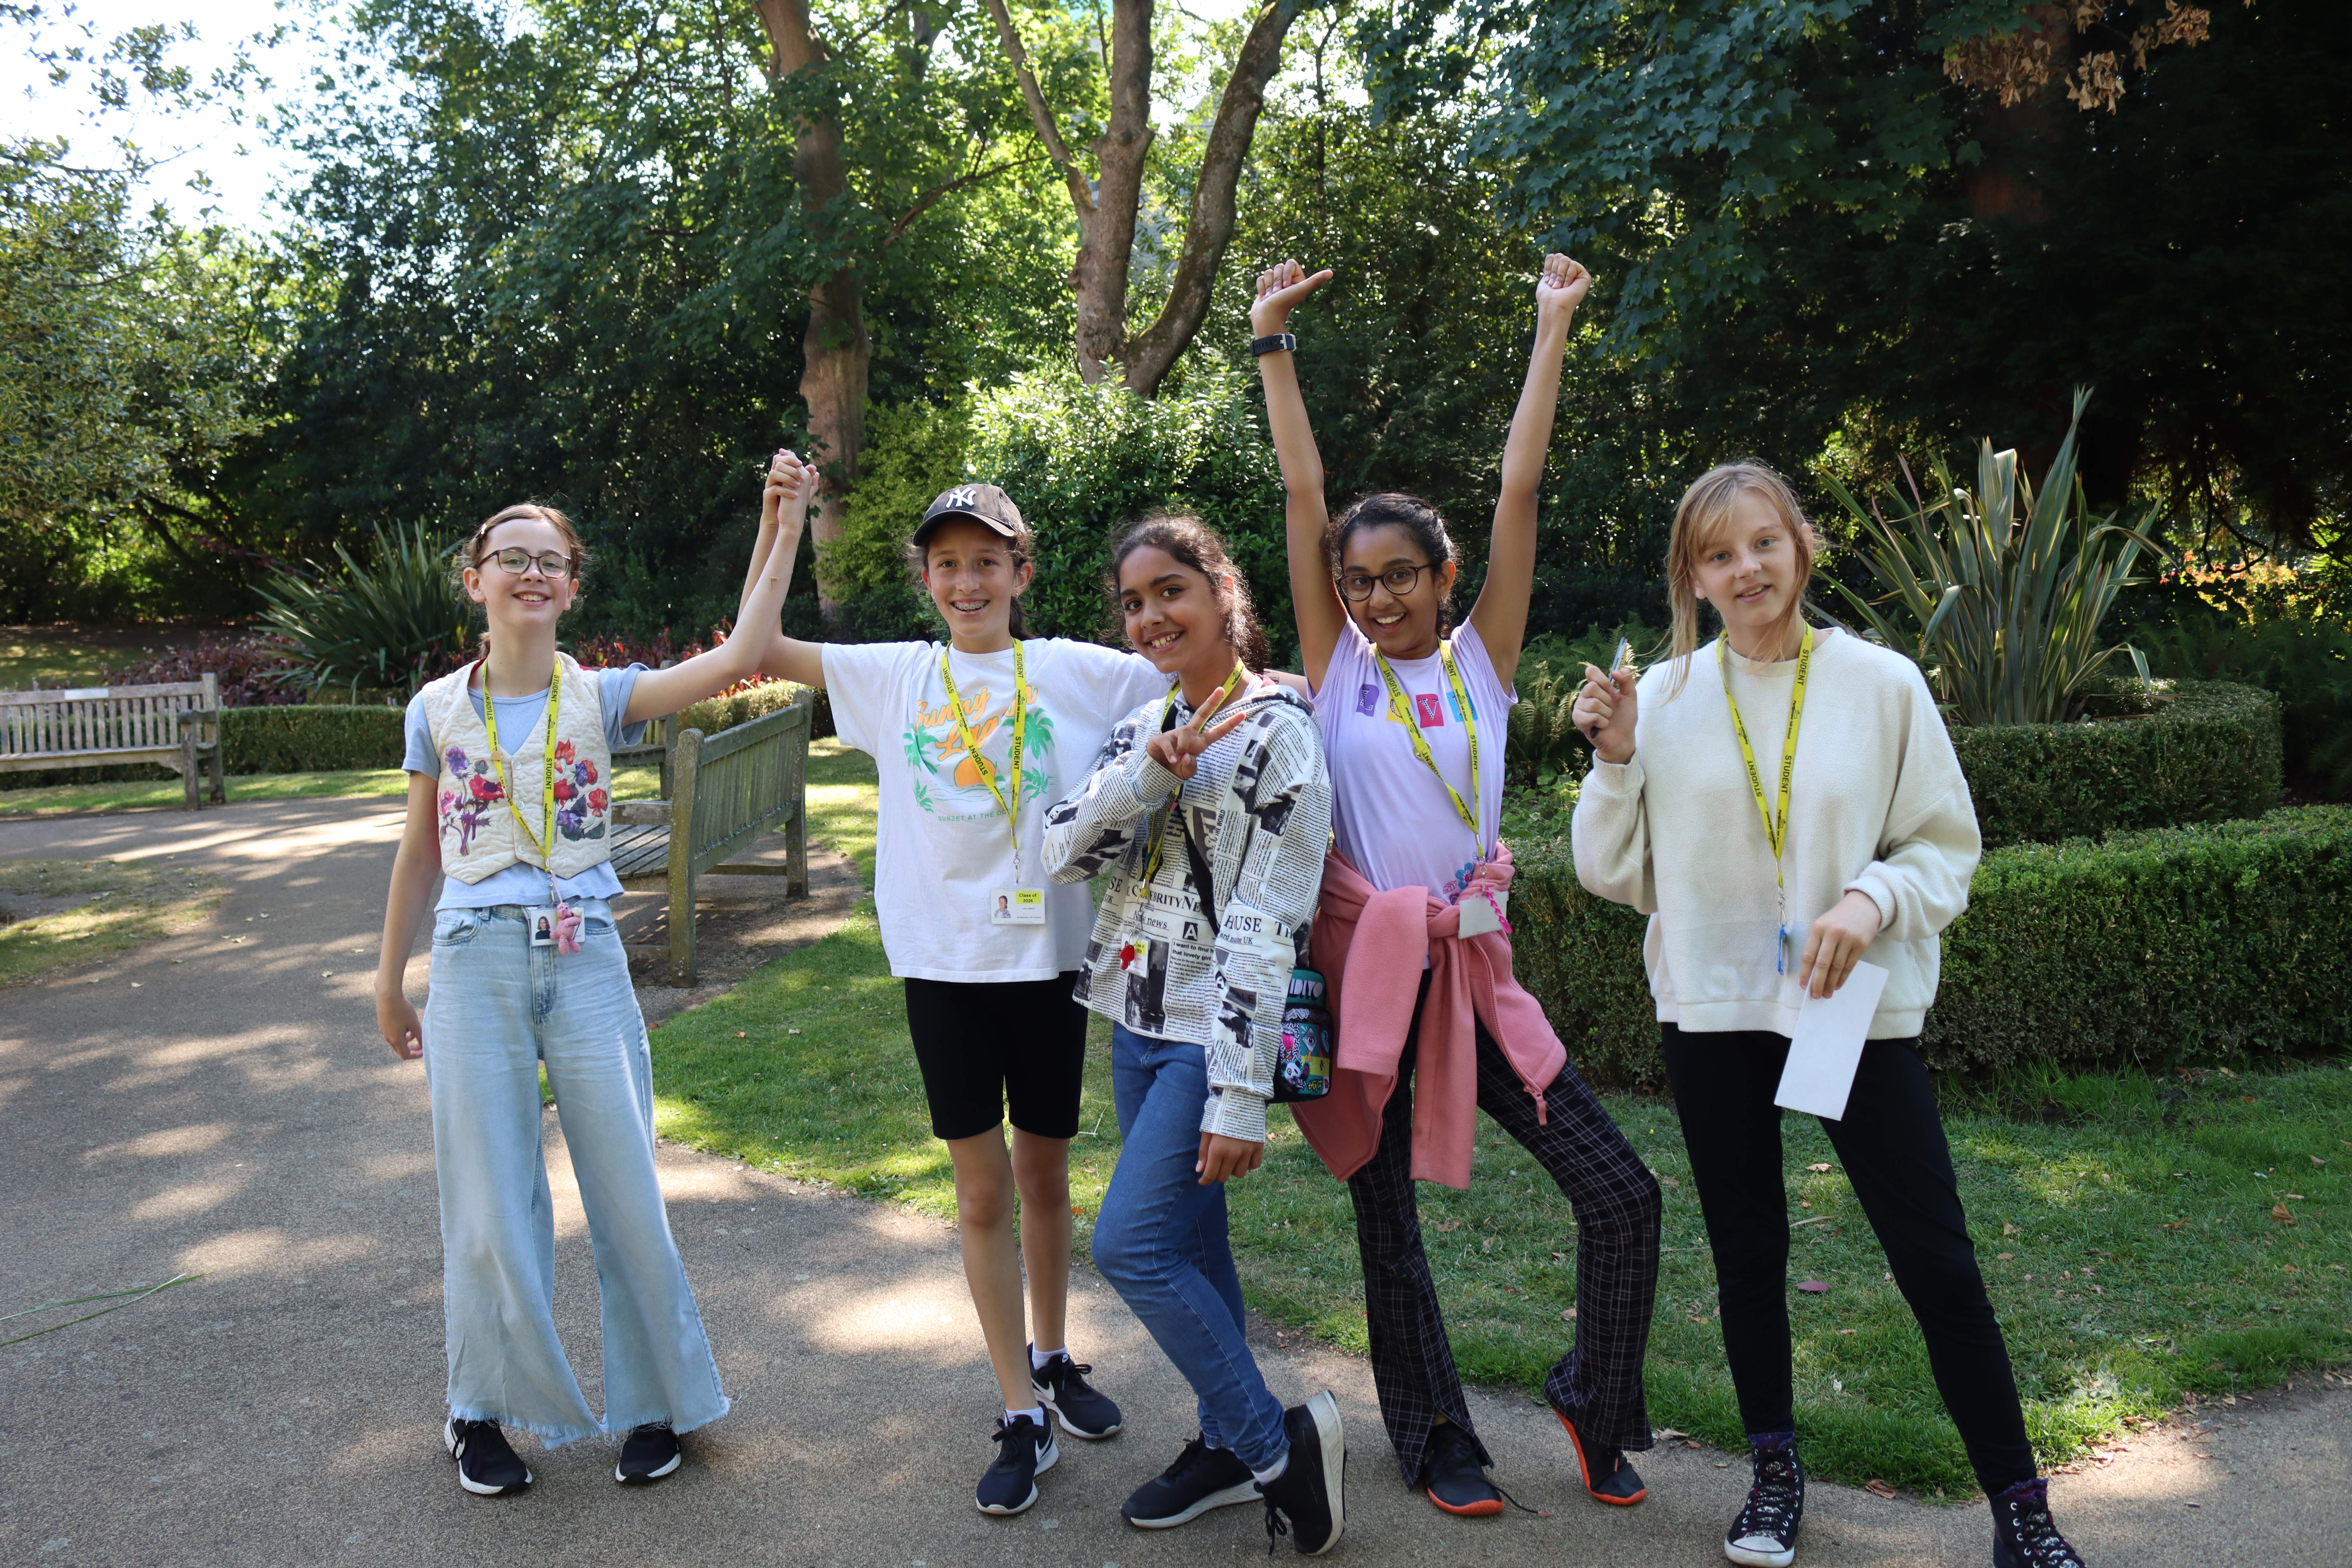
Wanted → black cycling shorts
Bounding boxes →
[903,972,1089,1142]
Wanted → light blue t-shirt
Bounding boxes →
[403,665,651,909]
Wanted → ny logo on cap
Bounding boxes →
[946,486,980,509]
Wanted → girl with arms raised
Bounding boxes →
[1570,466,2087,1568]
[1252,254,1664,1519]
[374,495,798,1495]
[738,463,1163,1516]
[1040,515,1344,1554]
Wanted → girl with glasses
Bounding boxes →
[1251,254,1664,1519]
[373,498,800,1496]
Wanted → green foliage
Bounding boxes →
[1827,391,2161,726]
[1954,682,2280,848]
[670,680,812,740]
[254,523,472,697]
[219,705,406,775]
[1505,621,1656,786]
[2139,612,2352,801]
[1509,805,2352,1088]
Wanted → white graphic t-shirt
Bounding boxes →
[1313,617,1516,900]
[824,637,1172,982]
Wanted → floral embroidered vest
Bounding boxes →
[422,654,615,883]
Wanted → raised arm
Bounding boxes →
[735,449,826,690]
[625,455,811,722]
[1467,253,1590,690]
[1251,260,1344,691]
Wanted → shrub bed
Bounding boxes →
[1510,805,2352,1088]
[1954,681,2279,847]
[222,705,407,774]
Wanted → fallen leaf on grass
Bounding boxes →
[1997,1252,2015,1259]
[2273,1202,2296,1224]
[735,1031,746,1038]
[1864,1479,1898,1499]
[2315,1156,2329,1168]
[1561,1308,1577,1321]
[1838,1328,1857,1336]
[2284,1193,2306,1201]
[2003,1220,2020,1236]
[1805,1162,1832,1173]
[1655,1428,1689,1441]
[1796,1280,1831,1293]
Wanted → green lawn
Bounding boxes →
[0,858,224,984]
[0,629,180,689]
[647,744,2352,1495]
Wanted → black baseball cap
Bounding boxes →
[912,483,1024,548]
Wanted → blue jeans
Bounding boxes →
[423,901,728,1445]
[1093,1024,1289,1471]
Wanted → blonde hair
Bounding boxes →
[1662,462,1818,697]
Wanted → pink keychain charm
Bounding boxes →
[553,900,584,955]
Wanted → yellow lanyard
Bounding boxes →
[937,641,1029,874]
[479,658,562,866]
[1720,626,1813,970]
[1373,640,1485,858]
[1141,662,1249,887]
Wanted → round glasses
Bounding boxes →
[485,547,575,579]
[1339,562,1435,602]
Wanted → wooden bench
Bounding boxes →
[610,691,813,983]
[0,676,226,809]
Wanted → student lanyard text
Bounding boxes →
[1720,626,1814,974]
[937,642,1030,878]
[480,658,582,952]
[1373,640,1485,859]
[1141,662,1250,888]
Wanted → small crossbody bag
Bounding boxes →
[1173,789,1332,1104]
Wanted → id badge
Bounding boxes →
[991,887,1047,926]
[1456,889,1507,939]
[526,905,560,947]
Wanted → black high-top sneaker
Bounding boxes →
[1724,1437,1804,1567]
[1992,1478,2089,1568]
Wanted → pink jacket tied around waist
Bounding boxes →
[1292,846,1566,1190]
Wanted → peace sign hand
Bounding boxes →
[1146,684,1250,781]
[1251,258,1333,336]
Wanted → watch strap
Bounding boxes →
[1249,332,1297,357]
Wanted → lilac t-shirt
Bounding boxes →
[1312,617,1515,900]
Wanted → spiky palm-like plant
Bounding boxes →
[1824,389,2162,727]
[256,522,472,697]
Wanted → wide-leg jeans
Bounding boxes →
[422,900,729,1445]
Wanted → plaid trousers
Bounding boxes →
[1345,1020,1662,1485]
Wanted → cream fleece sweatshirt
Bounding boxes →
[1571,626,1981,1039]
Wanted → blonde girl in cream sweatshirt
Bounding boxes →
[1569,464,2091,1568]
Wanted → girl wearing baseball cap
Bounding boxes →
[740,460,1171,1516]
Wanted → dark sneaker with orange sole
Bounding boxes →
[1555,1407,1646,1505]
[1423,1421,1502,1517]
[1992,1478,2088,1568]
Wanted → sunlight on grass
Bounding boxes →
[0,859,223,984]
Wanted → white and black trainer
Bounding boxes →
[1258,1390,1346,1556]
[615,1422,682,1486]
[1031,1346,1123,1439]
[445,1417,532,1497]
[976,1413,1058,1516]
[1725,1439,1804,1567]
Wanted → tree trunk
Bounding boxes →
[1121,0,1301,394]
[1963,3,2072,226]
[755,0,864,612]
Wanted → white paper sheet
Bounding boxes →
[1773,960,1892,1122]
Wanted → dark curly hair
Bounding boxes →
[1106,513,1273,671]
[1325,491,1456,636]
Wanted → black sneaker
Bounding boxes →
[1992,1478,2088,1568]
[615,1422,681,1486]
[1422,1419,1501,1517]
[444,1417,531,1497]
[1257,1390,1345,1556]
[1725,1439,1804,1568]
[1121,1434,1260,1528]
[1555,1405,1647,1505]
[976,1413,1058,1516]
[1031,1347,1123,1440]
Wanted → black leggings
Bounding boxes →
[1660,1025,2035,1493]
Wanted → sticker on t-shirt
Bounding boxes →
[1447,687,1470,722]
[1414,692,1445,728]
[1355,683,1380,717]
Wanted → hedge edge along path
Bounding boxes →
[1510,805,2352,1088]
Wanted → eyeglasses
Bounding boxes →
[485,547,574,579]
[1339,562,1436,602]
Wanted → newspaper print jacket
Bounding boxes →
[1041,682,1332,1145]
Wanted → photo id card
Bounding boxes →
[526,906,560,948]
[990,887,1047,926]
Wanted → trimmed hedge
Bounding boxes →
[669,680,812,739]
[1511,805,2352,1088]
[1956,681,2279,848]
[222,705,406,774]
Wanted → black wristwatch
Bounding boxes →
[1250,332,1297,357]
